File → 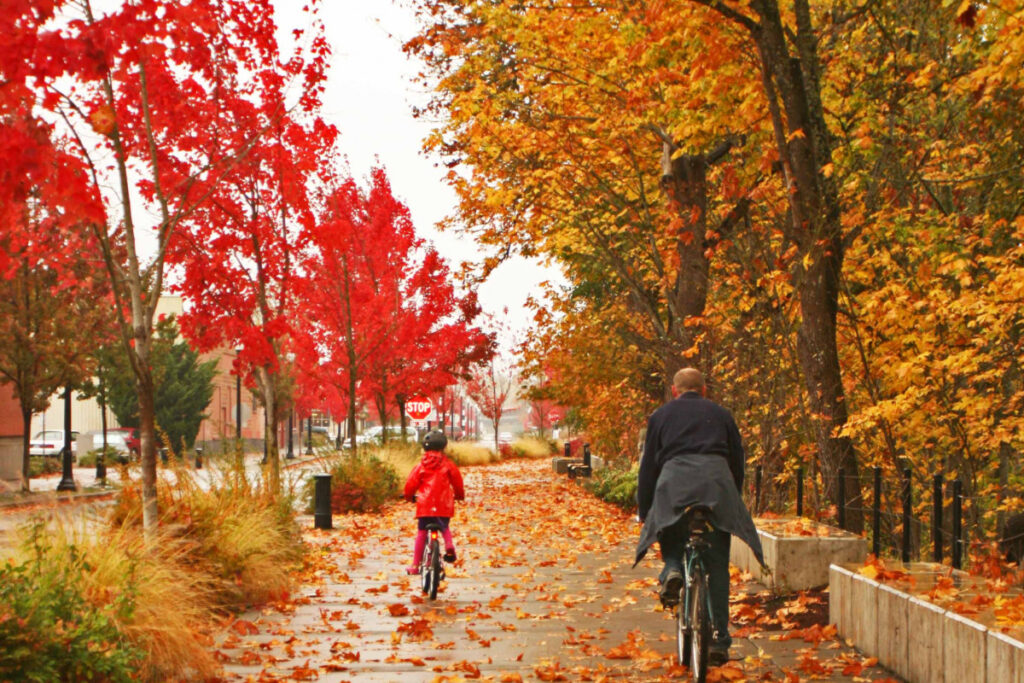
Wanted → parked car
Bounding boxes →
[498,431,514,444]
[355,425,410,446]
[111,427,140,455]
[29,430,79,458]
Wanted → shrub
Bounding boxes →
[28,456,61,477]
[306,453,401,514]
[585,465,639,510]
[77,446,131,467]
[0,523,143,682]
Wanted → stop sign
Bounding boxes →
[406,396,433,421]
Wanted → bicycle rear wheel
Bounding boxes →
[687,563,712,683]
[676,581,689,666]
[427,538,442,600]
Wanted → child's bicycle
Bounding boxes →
[419,522,446,600]
[665,506,718,683]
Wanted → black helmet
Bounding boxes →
[422,430,448,452]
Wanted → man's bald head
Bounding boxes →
[673,367,705,394]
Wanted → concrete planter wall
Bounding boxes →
[830,563,1024,683]
[730,517,867,592]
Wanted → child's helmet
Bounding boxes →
[422,430,448,452]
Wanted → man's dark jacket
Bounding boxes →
[634,391,764,566]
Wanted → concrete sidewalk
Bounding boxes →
[212,460,902,682]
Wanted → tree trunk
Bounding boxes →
[254,367,281,492]
[749,0,862,531]
[137,366,159,531]
[20,409,31,493]
[347,375,358,452]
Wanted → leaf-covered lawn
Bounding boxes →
[212,460,900,681]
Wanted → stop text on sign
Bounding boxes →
[406,397,433,421]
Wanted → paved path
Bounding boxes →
[212,459,901,682]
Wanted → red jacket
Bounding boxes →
[403,451,465,518]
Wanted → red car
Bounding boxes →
[112,427,140,456]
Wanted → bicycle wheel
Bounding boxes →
[687,563,712,683]
[427,538,442,600]
[676,579,689,666]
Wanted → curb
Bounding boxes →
[0,487,119,512]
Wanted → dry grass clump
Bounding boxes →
[369,440,422,480]
[446,441,500,466]
[509,436,555,458]
[8,520,220,681]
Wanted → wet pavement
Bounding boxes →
[211,459,902,682]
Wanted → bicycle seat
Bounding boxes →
[684,506,714,534]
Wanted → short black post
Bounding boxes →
[872,467,881,556]
[755,465,763,514]
[838,468,847,529]
[160,447,168,465]
[314,473,333,530]
[901,468,912,562]
[952,478,963,569]
[933,474,943,563]
[583,443,591,468]
[195,446,203,470]
[796,466,804,517]
[564,441,571,459]
[305,417,313,455]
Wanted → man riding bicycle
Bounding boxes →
[634,367,764,665]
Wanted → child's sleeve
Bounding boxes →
[403,465,421,502]
[449,462,465,501]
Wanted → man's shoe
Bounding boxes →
[659,570,684,606]
[444,548,457,563]
[709,644,729,666]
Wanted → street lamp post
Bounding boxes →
[286,409,295,460]
[56,385,76,492]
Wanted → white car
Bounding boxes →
[29,430,79,458]
[355,425,409,446]
[498,431,514,444]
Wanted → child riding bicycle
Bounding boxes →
[403,430,465,574]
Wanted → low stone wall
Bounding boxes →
[730,517,867,593]
[0,436,21,482]
[830,563,1024,683]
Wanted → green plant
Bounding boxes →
[77,446,130,467]
[585,465,638,510]
[28,456,61,477]
[307,453,401,514]
[0,523,143,682]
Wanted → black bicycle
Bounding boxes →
[671,506,717,683]
[419,522,446,600]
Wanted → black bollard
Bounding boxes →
[160,447,169,465]
[901,468,911,563]
[796,467,804,517]
[583,443,591,469]
[195,446,203,469]
[314,473,333,530]
[872,467,881,556]
[564,441,571,459]
[952,478,963,569]
[933,474,943,563]
[838,468,846,529]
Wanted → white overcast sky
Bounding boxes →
[289,0,559,348]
